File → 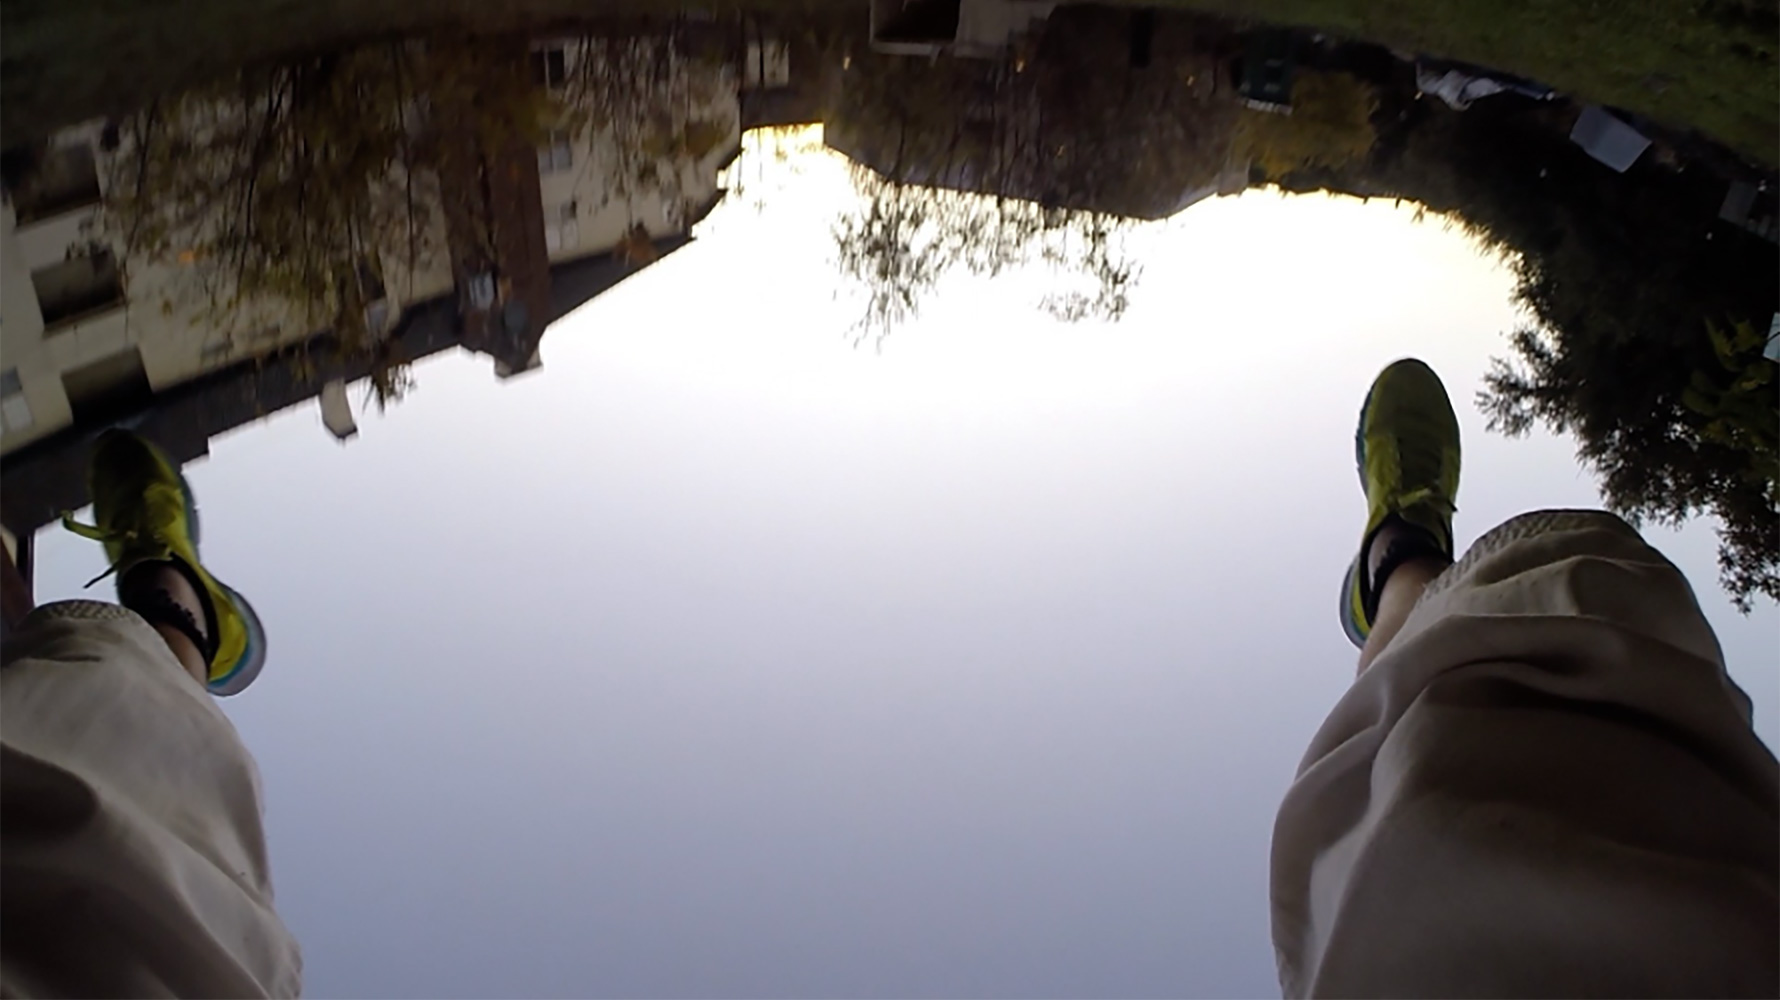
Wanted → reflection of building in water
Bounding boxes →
[831,6,1250,220]
[1,124,317,457]
[0,24,821,575]
[741,25,832,130]
[529,34,740,271]
[443,34,744,381]
[0,238,692,546]
[0,30,761,460]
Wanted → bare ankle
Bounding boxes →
[120,562,213,687]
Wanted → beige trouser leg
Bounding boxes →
[1272,510,1778,998]
[1,601,301,998]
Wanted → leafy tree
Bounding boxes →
[105,47,441,353]
[832,159,1139,347]
[827,6,1236,342]
[1455,116,1779,611]
[1482,319,1777,611]
[102,40,571,407]
[1271,94,1777,610]
[1234,71,1379,180]
[559,25,739,232]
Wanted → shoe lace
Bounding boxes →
[60,513,133,587]
[60,481,185,588]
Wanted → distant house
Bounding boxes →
[1236,30,1297,113]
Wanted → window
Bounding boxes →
[532,47,568,89]
[365,300,392,337]
[33,247,124,328]
[743,40,791,89]
[466,272,496,311]
[60,347,152,426]
[538,130,573,174]
[544,201,579,252]
[0,368,31,436]
[11,144,101,223]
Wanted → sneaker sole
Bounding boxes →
[1337,553,1368,648]
[1337,359,1457,650]
[153,433,268,696]
[208,582,268,696]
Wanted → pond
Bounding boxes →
[2,4,1775,996]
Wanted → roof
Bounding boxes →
[0,239,697,538]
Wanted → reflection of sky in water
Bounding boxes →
[32,128,1779,997]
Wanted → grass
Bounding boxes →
[1166,0,1779,165]
[4,0,1775,164]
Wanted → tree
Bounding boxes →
[104,47,442,354]
[1234,70,1379,180]
[832,159,1139,347]
[1269,91,1777,611]
[1482,318,1778,612]
[559,24,739,233]
[826,9,1207,343]
[101,40,571,407]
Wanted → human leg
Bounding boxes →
[1355,542,1446,674]
[61,428,268,695]
[1338,358,1462,672]
[1,430,298,996]
[1275,360,1778,997]
[120,561,211,685]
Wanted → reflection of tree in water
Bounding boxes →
[825,7,1249,342]
[559,27,737,239]
[1478,184,1776,610]
[1233,70,1378,181]
[79,8,1775,605]
[97,26,738,408]
[103,43,556,407]
[1316,103,1780,610]
[833,163,1137,346]
[827,3,1775,605]
[1484,316,1776,609]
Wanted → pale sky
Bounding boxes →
[31,128,1779,998]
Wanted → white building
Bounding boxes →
[3,37,746,458]
[0,119,453,457]
[530,38,742,264]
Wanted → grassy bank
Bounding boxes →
[1168,0,1777,164]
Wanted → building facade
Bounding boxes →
[1,32,754,460]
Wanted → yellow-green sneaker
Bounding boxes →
[1339,359,1461,647]
[62,429,267,695]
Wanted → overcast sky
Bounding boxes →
[31,129,1779,998]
